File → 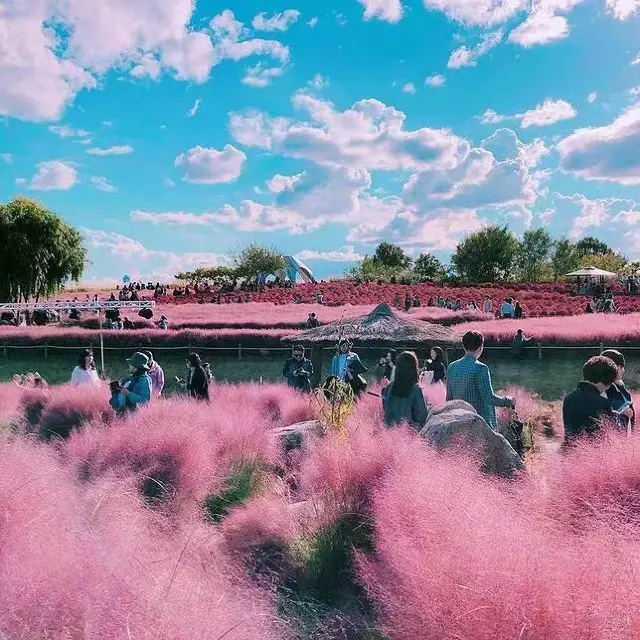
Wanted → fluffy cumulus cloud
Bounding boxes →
[402,83,416,94]
[252,10,301,31]
[357,0,404,23]
[82,229,227,282]
[422,0,526,26]
[480,98,577,128]
[296,246,364,262]
[557,193,640,239]
[447,30,503,69]
[242,64,286,88]
[606,0,639,19]
[349,127,543,250]
[229,92,470,172]
[29,161,78,191]
[557,103,640,185]
[425,74,446,87]
[174,145,246,184]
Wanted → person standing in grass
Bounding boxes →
[109,352,152,414]
[483,296,493,314]
[602,349,635,432]
[446,331,515,430]
[562,356,625,446]
[382,351,429,430]
[71,349,100,387]
[186,353,209,401]
[283,345,314,392]
[143,350,165,398]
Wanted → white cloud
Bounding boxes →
[130,54,162,80]
[308,17,319,27]
[509,12,570,46]
[447,30,503,69]
[425,74,446,87]
[539,208,554,226]
[82,229,228,282]
[633,53,640,66]
[210,10,245,40]
[605,0,639,19]
[229,92,470,172]
[557,103,640,185]
[308,74,330,90]
[86,145,134,156]
[252,10,301,31]
[29,160,78,191]
[174,145,246,184]
[187,99,201,118]
[90,176,116,192]
[559,193,638,239]
[1,153,13,164]
[160,31,216,83]
[296,246,365,262]
[242,64,286,87]
[49,125,90,138]
[163,178,176,187]
[267,173,304,193]
[587,92,597,104]
[422,0,526,26]
[521,98,577,127]
[480,98,577,128]
[402,83,416,94]
[357,0,404,23]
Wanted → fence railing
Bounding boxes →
[0,341,623,361]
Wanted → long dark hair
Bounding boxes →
[431,346,446,365]
[390,351,420,398]
[78,349,93,370]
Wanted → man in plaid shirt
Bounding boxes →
[446,331,514,429]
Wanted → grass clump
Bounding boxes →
[204,460,266,523]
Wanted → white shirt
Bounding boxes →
[71,366,100,387]
[483,299,493,313]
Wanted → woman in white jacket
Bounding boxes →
[71,349,100,387]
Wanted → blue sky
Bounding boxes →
[1,0,639,284]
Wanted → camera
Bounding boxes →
[109,380,121,394]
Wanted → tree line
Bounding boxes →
[348,227,635,284]
[1,196,634,305]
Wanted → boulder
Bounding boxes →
[420,402,524,478]
[271,420,323,452]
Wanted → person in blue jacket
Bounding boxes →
[109,352,152,414]
[330,338,368,397]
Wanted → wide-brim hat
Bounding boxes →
[127,351,150,371]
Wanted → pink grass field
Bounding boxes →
[1,380,640,638]
[455,313,640,344]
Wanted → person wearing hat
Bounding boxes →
[143,350,165,398]
[109,352,152,413]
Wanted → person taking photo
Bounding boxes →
[283,345,314,392]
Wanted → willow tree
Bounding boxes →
[0,197,86,303]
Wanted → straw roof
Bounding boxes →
[282,302,458,346]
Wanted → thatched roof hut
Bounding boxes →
[282,303,458,347]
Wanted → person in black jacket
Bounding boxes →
[562,356,625,447]
[186,353,209,401]
[283,345,314,392]
[602,349,635,431]
[427,346,447,384]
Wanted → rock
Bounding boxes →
[420,402,524,478]
[271,420,323,452]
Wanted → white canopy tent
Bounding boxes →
[565,266,618,278]
[0,300,155,373]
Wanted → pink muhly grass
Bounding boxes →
[0,383,24,425]
[358,443,640,640]
[0,439,289,639]
[455,313,640,345]
[543,431,640,532]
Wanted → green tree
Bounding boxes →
[0,197,86,303]
[451,225,519,283]
[413,252,445,280]
[575,236,611,258]
[551,238,580,279]
[231,243,286,280]
[175,266,237,286]
[578,251,628,274]
[517,228,554,282]
[372,242,412,270]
